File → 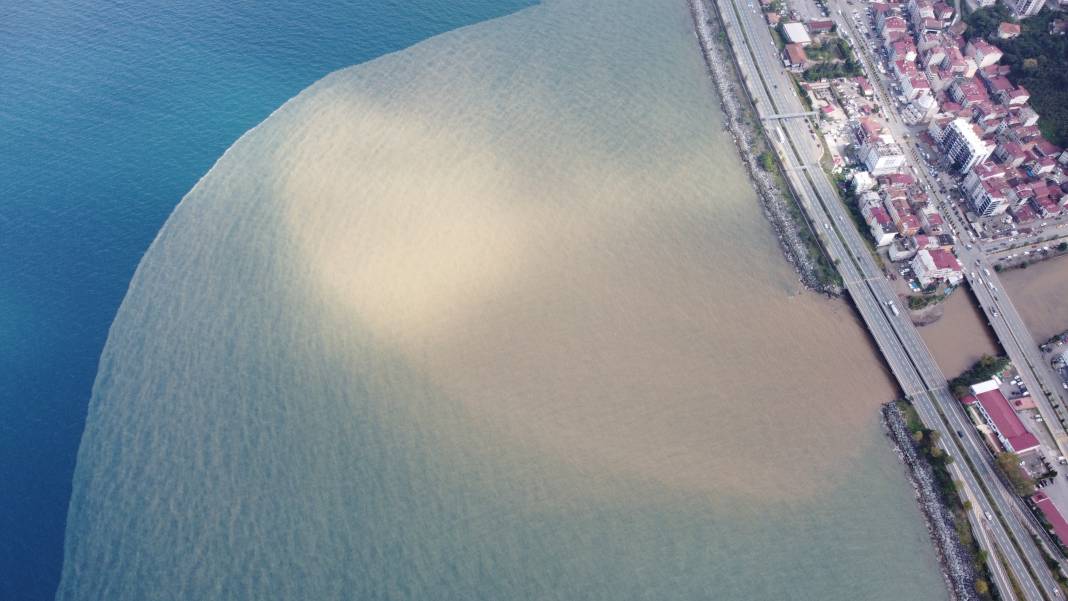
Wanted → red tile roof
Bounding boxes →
[1033,492,1068,546]
[928,247,961,270]
[967,387,1041,453]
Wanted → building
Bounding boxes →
[942,118,995,173]
[966,39,1003,69]
[784,43,807,70]
[852,170,876,193]
[997,22,1022,39]
[860,140,907,176]
[901,74,931,99]
[1032,492,1068,546]
[963,380,1041,455]
[865,206,899,246]
[1005,0,1043,17]
[807,18,834,33]
[968,179,1010,216]
[911,247,963,286]
[782,22,812,46]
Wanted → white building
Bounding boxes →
[1005,0,1043,17]
[782,22,812,46]
[860,141,907,176]
[942,118,995,174]
[968,179,1009,216]
[864,206,899,246]
[911,248,963,287]
[852,170,876,193]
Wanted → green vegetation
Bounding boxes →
[801,37,862,81]
[792,78,814,111]
[966,7,1068,146]
[803,41,841,62]
[964,4,1013,40]
[770,27,786,51]
[908,293,945,310]
[802,59,862,81]
[758,151,776,172]
[1058,242,1067,252]
[996,452,1036,497]
[949,354,1011,398]
[896,400,998,601]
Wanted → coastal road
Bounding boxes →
[705,0,1062,597]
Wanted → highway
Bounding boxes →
[705,0,1063,597]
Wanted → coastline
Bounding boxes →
[688,0,840,296]
[686,1,980,596]
[883,402,979,601]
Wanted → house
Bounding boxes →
[902,74,931,100]
[879,16,908,41]
[852,170,877,193]
[920,208,946,234]
[865,206,899,246]
[963,380,1041,455]
[997,22,1021,40]
[949,78,987,107]
[933,2,954,22]
[891,39,918,62]
[855,76,874,97]
[807,18,834,33]
[1000,86,1030,107]
[911,247,963,286]
[784,43,808,70]
[923,45,946,67]
[966,39,1003,69]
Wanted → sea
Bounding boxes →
[0,1,534,598]
[6,0,948,599]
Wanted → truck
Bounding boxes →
[887,300,900,316]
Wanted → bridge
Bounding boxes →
[761,111,818,120]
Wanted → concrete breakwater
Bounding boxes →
[882,402,979,601]
[688,0,838,295]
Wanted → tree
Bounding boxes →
[965,8,1068,145]
[996,452,1036,497]
[975,579,990,596]
[1057,242,1067,252]
[949,355,1011,396]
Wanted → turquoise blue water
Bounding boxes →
[0,2,533,598]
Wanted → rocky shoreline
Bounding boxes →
[882,402,979,601]
[688,0,839,296]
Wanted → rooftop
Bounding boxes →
[1033,491,1068,546]
[965,381,1041,454]
[782,22,812,45]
